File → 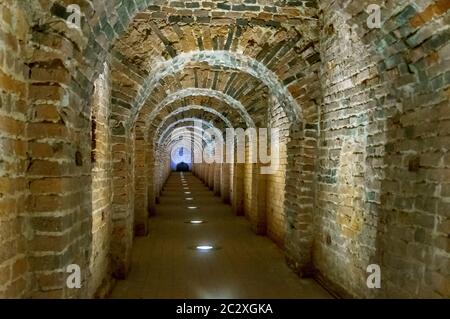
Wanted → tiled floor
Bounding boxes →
[110,172,332,299]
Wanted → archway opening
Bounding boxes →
[171,146,192,172]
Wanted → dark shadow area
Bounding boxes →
[176,162,190,172]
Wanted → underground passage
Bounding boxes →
[0,0,449,300]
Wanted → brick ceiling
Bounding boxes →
[108,1,322,145]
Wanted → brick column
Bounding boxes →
[213,163,221,196]
[147,147,156,217]
[284,123,314,276]
[250,164,267,235]
[110,126,134,279]
[208,164,214,190]
[202,164,206,183]
[27,31,93,298]
[221,163,231,204]
[232,163,245,216]
[1,2,31,298]
[205,164,209,187]
[133,127,148,236]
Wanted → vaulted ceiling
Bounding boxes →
[108,1,322,150]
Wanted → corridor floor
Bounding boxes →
[110,172,332,299]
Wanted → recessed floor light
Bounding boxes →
[186,220,205,224]
[185,192,191,194]
[186,197,193,200]
[188,244,221,251]
[187,206,197,209]
[196,245,214,251]
[184,187,189,190]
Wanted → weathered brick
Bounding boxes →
[0,0,448,301]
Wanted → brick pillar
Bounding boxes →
[147,147,156,217]
[89,64,113,297]
[133,128,148,236]
[250,164,267,235]
[232,163,245,216]
[202,164,206,183]
[110,126,134,279]
[221,163,231,204]
[284,123,314,276]
[208,164,214,190]
[213,163,221,196]
[26,31,93,298]
[203,164,206,185]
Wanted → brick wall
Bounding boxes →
[89,64,113,297]
[0,0,448,299]
[134,124,149,236]
[0,1,30,298]
[110,128,134,280]
[313,0,450,298]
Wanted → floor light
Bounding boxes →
[196,245,214,251]
[189,220,204,224]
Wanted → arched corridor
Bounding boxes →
[111,172,331,299]
[0,0,449,299]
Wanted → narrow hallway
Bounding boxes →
[1,0,449,300]
[111,172,331,299]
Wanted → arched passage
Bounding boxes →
[1,0,448,300]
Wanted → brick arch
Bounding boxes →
[104,4,320,264]
[133,117,217,237]
[161,123,228,196]
[16,0,318,298]
[166,138,204,154]
[154,106,233,141]
[161,126,212,165]
[130,51,301,127]
[143,88,255,130]
[164,131,208,150]
[83,0,319,86]
[158,119,218,146]
[165,138,204,166]
[155,109,229,133]
[10,0,447,300]
[32,0,319,135]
